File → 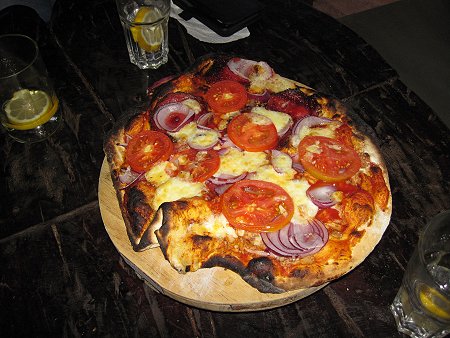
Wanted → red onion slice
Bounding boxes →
[219,134,240,150]
[187,128,220,150]
[288,222,320,251]
[154,102,195,132]
[227,58,274,81]
[261,219,329,257]
[214,183,233,195]
[290,153,305,173]
[248,90,270,103]
[292,116,334,136]
[271,150,293,174]
[261,231,306,257]
[196,112,215,128]
[118,166,144,189]
[277,118,294,138]
[289,220,329,254]
[306,183,337,208]
[209,172,247,185]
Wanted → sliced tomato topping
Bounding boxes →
[205,80,248,114]
[298,136,361,182]
[227,113,278,151]
[316,208,341,223]
[221,180,294,232]
[126,130,174,172]
[170,148,220,182]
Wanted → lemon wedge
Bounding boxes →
[3,89,58,130]
[131,6,164,52]
[419,284,450,320]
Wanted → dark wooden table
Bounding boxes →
[1,1,449,336]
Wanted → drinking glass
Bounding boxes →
[391,210,450,338]
[0,34,62,143]
[116,0,170,69]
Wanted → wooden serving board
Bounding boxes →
[98,158,326,312]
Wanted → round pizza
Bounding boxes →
[104,54,392,293]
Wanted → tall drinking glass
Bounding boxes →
[391,210,450,338]
[0,34,62,143]
[116,0,170,69]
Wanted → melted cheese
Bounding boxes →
[250,74,296,94]
[152,177,203,209]
[251,165,318,223]
[251,107,293,133]
[190,214,238,239]
[144,161,171,186]
[291,121,341,148]
[168,122,197,141]
[271,152,293,173]
[187,129,219,148]
[215,148,269,176]
[182,99,202,113]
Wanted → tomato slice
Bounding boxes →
[316,208,341,223]
[126,130,174,172]
[298,136,361,182]
[171,148,220,182]
[205,80,248,114]
[221,180,294,232]
[227,113,278,151]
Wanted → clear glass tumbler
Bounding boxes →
[0,34,62,143]
[116,0,170,69]
[391,210,450,338]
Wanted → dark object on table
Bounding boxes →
[173,0,265,36]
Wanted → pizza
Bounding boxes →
[104,54,392,293]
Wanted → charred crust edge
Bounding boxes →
[202,255,285,294]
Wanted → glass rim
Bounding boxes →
[418,209,450,294]
[0,34,39,80]
[419,210,450,253]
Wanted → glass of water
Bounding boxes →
[391,210,450,338]
[116,0,170,69]
[0,34,62,143]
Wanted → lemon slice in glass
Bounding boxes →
[3,89,58,130]
[131,6,163,52]
[419,284,450,320]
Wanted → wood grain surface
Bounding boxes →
[98,158,325,311]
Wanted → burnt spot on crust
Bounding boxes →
[246,257,276,282]
[290,268,309,278]
[202,255,284,293]
[155,203,172,260]
[156,200,193,259]
[244,257,285,293]
[369,165,382,176]
[125,187,152,238]
[351,230,364,238]
[122,181,160,251]
[202,255,246,272]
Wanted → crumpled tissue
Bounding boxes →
[170,4,250,44]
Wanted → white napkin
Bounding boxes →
[170,4,250,43]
